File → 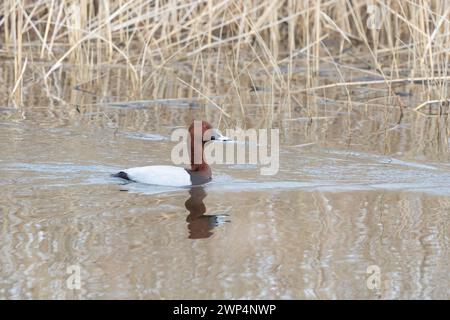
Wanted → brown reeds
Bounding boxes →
[0,0,448,117]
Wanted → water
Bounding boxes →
[0,62,449,299]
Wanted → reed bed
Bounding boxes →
[0,0,449,119]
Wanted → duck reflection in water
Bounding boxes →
[185,186,229,239]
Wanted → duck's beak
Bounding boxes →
[210,129,229,142]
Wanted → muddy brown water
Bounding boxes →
[0,61,449,299]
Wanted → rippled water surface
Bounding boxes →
[0,62,449,299]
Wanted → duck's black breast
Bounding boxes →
[185,169,212,186]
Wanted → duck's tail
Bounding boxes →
[111,171,131,180]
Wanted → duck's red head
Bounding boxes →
[188,120,213,143]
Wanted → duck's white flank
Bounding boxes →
[124,165,191,186]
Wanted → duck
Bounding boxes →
[112,120,228,186]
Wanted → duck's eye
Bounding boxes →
[210,136,216,140]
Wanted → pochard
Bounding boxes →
[113,121,228,186]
